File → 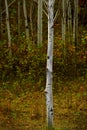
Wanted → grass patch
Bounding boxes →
[0,78,87,130]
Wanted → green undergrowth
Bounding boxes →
[0,38,87,82]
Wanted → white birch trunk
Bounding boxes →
[45,0,54,128]
[23,0,29,47]
[37,0,43,46]
[5,0,11,48]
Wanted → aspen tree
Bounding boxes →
[73,0,78,47]
[5,0,11,55]
[23,0,29,48]
[67,0,72,43]
[37,0,43,46]
[0,0,2,38]
[18,0,21,37]
[30,0,34,43]
[73,0,78,77]
[62,0,66,62]
[45,0,54,128]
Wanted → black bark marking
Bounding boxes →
[26,26,28,29]
[50,108,53,115]
[47,56,50,59]
[50,108,53,112]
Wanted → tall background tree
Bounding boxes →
[62,0,66,63]
[23,0,30,48]
[5,0,11,55]
[0,0,2,38]
[37,0,43,46]
[73,0,78,47]
[18,0,21,37]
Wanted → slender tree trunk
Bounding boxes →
[62,0,66,62]
[37,0,43,46]
[45,0,54,128]
[5,0,11,55]
[73,0,78,78]
[73,0,78,47]
[30,0,34,44]
[0,0,2,39]
[67,0,72,43]
[23,0,30,48]
[18,0,21,38]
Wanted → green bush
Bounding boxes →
[0,39,87,85]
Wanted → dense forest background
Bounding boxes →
[0,0,87,129]
[0,0,87,81]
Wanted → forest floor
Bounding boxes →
[0,78,87,130]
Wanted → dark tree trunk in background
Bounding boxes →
[0,0,2,39]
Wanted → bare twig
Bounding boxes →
[1,0,16,15]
